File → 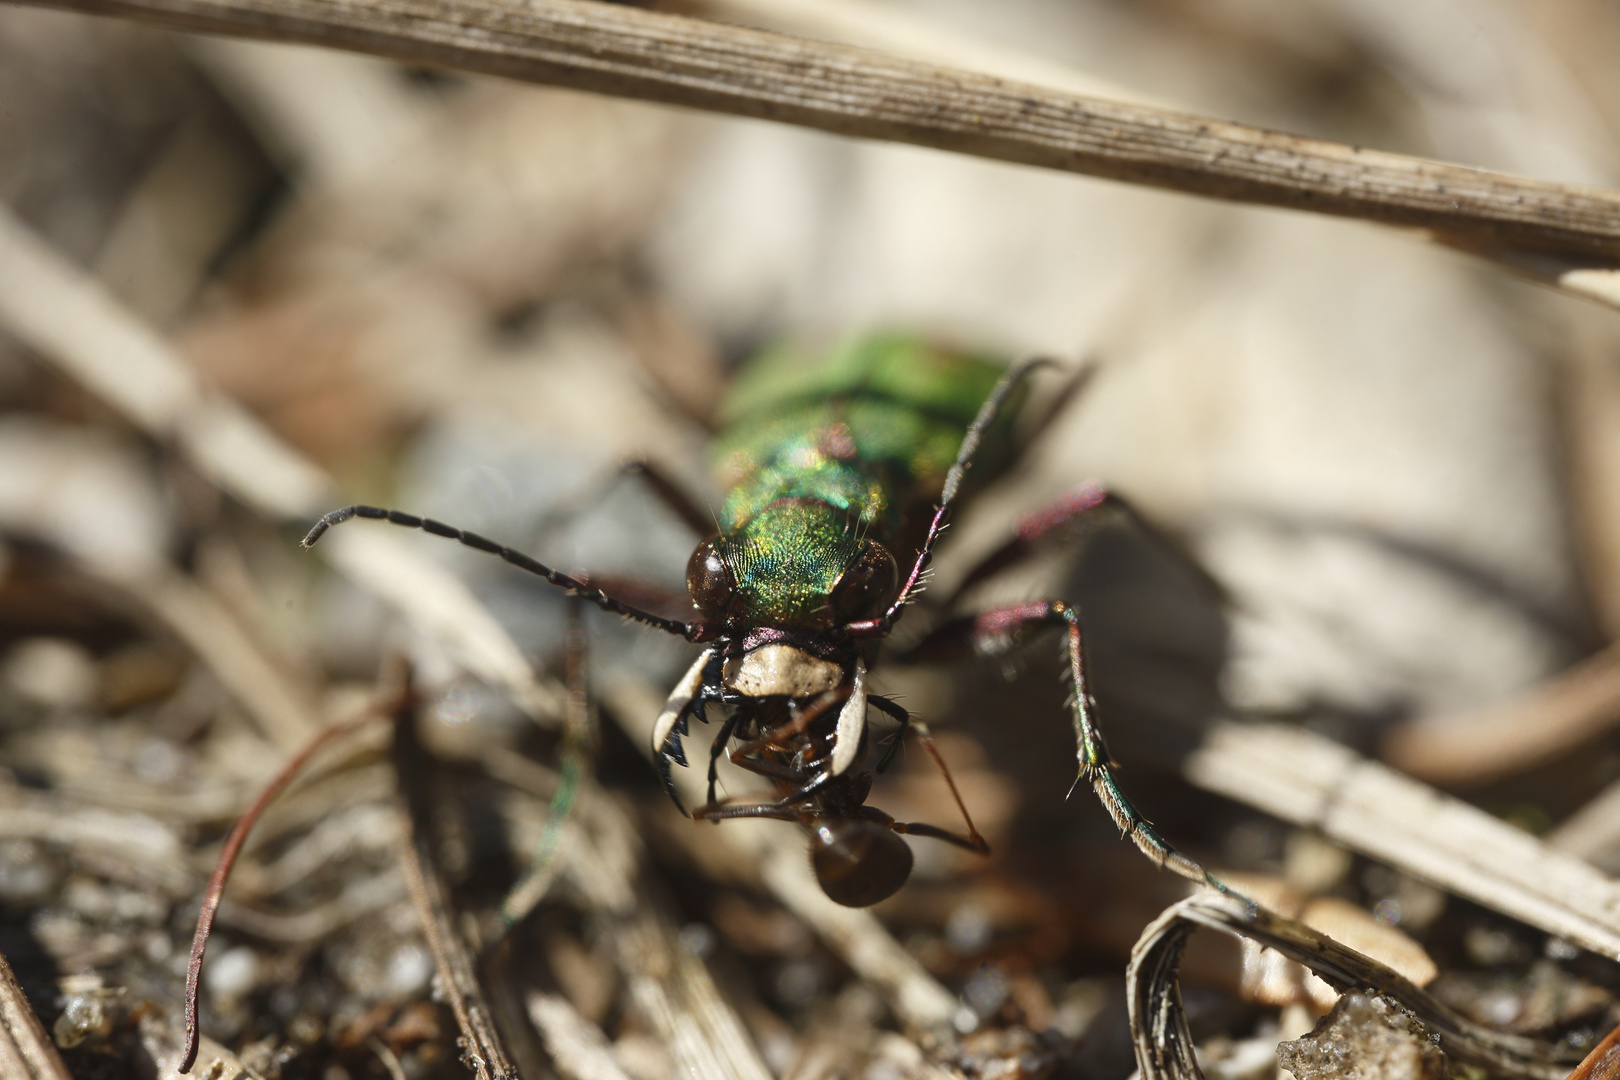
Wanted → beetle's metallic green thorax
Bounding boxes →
[720,500,860,626]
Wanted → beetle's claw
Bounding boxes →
[657,741,689,817]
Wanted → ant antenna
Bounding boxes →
[303,506,707,640]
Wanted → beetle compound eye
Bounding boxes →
[831,540,899,622]
[686,537,736,622]
[811,820,913,907]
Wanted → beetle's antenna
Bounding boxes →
[303,506,702,639]
[846,357,1049,638]
[180,699,393,1073]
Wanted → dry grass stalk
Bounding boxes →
[0,950,71,1080]
[0,202,565,723]
[391,694,519,1080]
[692,0,1162,106]
[114,568,323,750]
[13,0,1620,310]
[1552,778,1620,868]
[1128,890,1578,1080]
[0,204,329,518]
[559,784,775,1080]
[525,993,634,1080]
[1185,721,1620,959]
[1383,639,1620,786]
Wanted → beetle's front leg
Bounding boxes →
[897,600,1221,891]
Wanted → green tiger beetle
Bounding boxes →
[302,336,1218,907]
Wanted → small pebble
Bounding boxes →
[3,638,95,709]
[945,901,992,954]
[52,991,111,1049]
[131,736,187,783]
[1546,937,1581,961]
[962,966,1009,1018]
[1465,925,1527,967]
[385,942,433,998]
[773,960,819,1007]
[0,840,56,906]
[678,922,716,958]
[1277,992,1448,1080]
[207,945,261,1002]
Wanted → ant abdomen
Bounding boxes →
[809,819,913,907]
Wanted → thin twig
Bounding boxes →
[14,0,1620,280]
[0,949,72,1080]
[180,702,392,1073]
[1567,1018,1620,1080]
[391,688,519,1080]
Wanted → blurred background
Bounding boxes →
[4,0,1620,1077]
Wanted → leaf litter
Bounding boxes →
[4,1,1620,1078]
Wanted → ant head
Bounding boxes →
[809,818,913,907]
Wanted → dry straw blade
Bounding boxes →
[1186,721,1620,961]
[13,0,1620,310]
[1128,890,1580,1080]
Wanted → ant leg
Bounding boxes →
[898,600,1222,891]
[696,728,821,818]
[889,820,990,855]
[727,687,850,764]
[909,719,988,854]
[866,696,984,850]
[706,713,741,807]
[715,679,869,814]
[860,805,990,855]
[720,753,806,785]
[693,800,805,824]
[868,694,909,772]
